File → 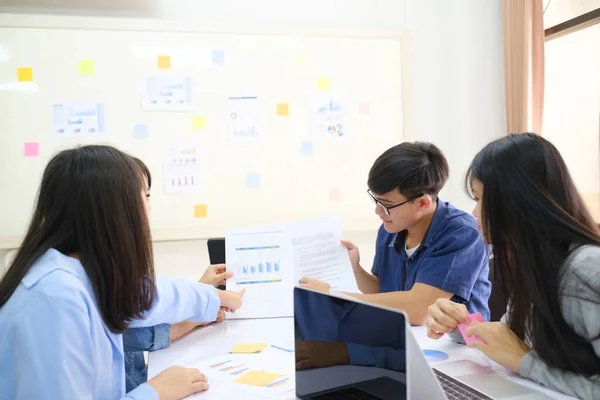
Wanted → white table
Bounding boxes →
[149,317,575,400]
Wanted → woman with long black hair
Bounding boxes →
[427,133,600,399]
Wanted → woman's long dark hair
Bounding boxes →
[467,133,600,375]
[0,145,155,333]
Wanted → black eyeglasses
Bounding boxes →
[367,189,422,216]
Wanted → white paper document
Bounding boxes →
[52,101,106,136]
[314,92,344,138]
[226,217,357,319]
[228,96,260,144]
[163,141,202,194]
[141,75,193,111]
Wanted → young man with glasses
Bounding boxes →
[300,142,491,327]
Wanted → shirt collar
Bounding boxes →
[22,248,90,289]
[387,199,449,250]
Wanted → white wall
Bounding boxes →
[403,0,506,212]
[543,24,600,220]
[0,0,506,276]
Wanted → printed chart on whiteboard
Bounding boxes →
[315,93,344,138]
[163,141,202,194]
[228,96,260,144]
[141,75,193,111]
[51,101,106,136]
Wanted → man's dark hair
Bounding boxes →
[367,142,449,200]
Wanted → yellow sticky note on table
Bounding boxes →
[17,67,33,82]
[317,77,330,91]
[79,60,94,75]
[157,55,171,69]
[276,103,289,116]
[230,342,267,354]
[194,204,208,218]
[193,116,206,130]
[233,370,282,387]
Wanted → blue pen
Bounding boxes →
[271,344,294,353]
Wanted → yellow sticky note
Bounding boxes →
[193,116,206,130]
[317,77,330,91]
[276,103,289,116]
[79,60,94,75]
[230,342,267,354]
[17,67,33,82]
[157,55,171,69]
[233,370,282,387]
[194,204,208,218]
[295,52,308,66]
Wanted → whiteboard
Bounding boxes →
[0,14,407,247]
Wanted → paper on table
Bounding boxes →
[230,343,267,354]
[234,370,283,387]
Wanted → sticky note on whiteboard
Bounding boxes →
[24,142,39,157]
[212,50,225,65]
[194,204,208,218]
[246,173,261,188]
[192,116,206,130]
[133,124,149,139]
[79,60,94,75]
[157,55,171,69]
[317,77,330,91]
[329,186,342,201]
[358,102,370,115]
[300,141,314,155]
[17,67,33,82]
[276,103,289,116]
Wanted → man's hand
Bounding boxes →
[295,341,349,370]
[341,240,361,270]
[200,264,233,287]
[298,277,331,293]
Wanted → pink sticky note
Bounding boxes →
[329,186,342,201]
[358,102,370,115]
[24,142,39,157]
[458,312,484,344]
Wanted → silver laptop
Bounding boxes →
[293,287,551,400]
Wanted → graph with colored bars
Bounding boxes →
[234,245,282,284]
[209,359,293,389]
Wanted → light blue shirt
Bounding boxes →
[0,249,220,400]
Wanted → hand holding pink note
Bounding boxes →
[458,312,484,344]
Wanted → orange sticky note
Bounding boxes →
[194,204,208,218]
[79,60,94,75]
[317,77,330,91]
[233,370,282,387]
[230,342,267,354]
[276,103,289,116]
[193,116,206,130]
[17,67,33,82]
[157,55,171,69]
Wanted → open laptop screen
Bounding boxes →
[294,287,407,400]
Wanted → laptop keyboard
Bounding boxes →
[309,387,382,400]
[434,369,493,400]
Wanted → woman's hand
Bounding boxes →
[217,289,246,312]
[147,366,209,400]
[427,298,469,339]
[200,264,233,287]
[466,322,530,373]
[298,277,331,293]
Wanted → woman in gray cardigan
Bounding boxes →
[427,133,599,400]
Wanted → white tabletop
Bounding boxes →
[148,317,575,400]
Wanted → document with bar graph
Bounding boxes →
[225,217,356,319]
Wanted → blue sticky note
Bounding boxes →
[134,124,149,139]
[212,50,225,65]
[301,141,314,155]
[246,173,260,188]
